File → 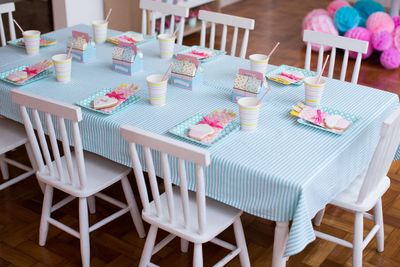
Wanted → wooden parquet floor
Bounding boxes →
[2,0,400,266]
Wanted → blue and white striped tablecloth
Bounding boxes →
[0,25,398,256]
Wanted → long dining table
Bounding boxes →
[0,24,399,266]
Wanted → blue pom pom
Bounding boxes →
[334,6,361,34]
[354,0,385,27]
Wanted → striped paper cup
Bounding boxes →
[304,76,326,107]
[92,20,108,44]
[158,34,175,59]
[238,97,262,132]
[249,54,269,75]
[52,54,72,83]
[146,74,168,106]
[23,30,40,56]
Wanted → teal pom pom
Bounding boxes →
[354,0,385,27]
[334,6,361,34]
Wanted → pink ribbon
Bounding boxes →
[199,116,223,129]
[119,36,136,43]
[314,109,324,125]
[23,67,38,76]
[106,91,126,100]
[191,50,209,58]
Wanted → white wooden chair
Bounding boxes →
[11,90,146,267]
[303,30,369,84]
[0,2,16,47]
[198,10,255,59]
[140,0,189,45]
[0,118,36,190]
[120,125,251,267]
[313,108,400,267]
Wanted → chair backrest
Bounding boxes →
[303,30,369,84]
[140,0,189,45]
[11,90,88,190]
[198,10,255,59]
[357,108,400,203]
[0,2,16,47]
[120,125,211,234]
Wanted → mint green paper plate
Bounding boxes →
[76,88,141,115]
[7,36,57,48]
[0,65,53,86]
[297,106,358,135]
[169,113,239,147]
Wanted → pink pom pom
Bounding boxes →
[393,16,400,27]
[344,27,373,59]
[393,26,400,51]
[372,31,393,51]
[380,48,400,69]
[303,14,339,52]
[366,12,395,33]
[327,0,350,17]
[303,9,329,29]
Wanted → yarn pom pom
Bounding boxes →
[372,31,393,51]
[303,14,339,51]
[334,6,361,34]
[354,0,385,27]
[380,48,400,69]
[344,27,373,59]
[366,12,395,33]
[393,16,400,28]
[327,0,350,17]
[302,9,329,29]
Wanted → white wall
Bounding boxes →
[52,0,104,29]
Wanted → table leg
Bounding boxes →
[272,221,289,267]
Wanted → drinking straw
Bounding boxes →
[257,82,272,105]
[267,42,280,58]
[105,8,113,23]
[172,22,181,38]
[162,64,172,81]
[317,55,330,84]
[13,19,24,33]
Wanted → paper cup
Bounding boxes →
[304,76,326,107]
[158,34,175,59]
[147,74,168,106]
[52,54,72,83]
[238,97,262,132]
[92,20,108,43]
[249,54,269,75]
[23,30,40,56]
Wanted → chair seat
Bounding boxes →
[37,151,130,197]
[143,187,242,244]
[331,172,390,212]
[0,118,28,154]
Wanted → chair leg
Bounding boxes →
[272,221,289,267]
[139,225,158,267]
[233,217,251,267]
[193,243,203,267]
[374,198,385,252]
[39,185,54,246]
[180,239,189,253]
[353,212,364,267]
[0,153,9,180]
[88,196,96,214]
[79,197,91,267]
[25,142,45,193]
[121,176,146,238]
[313,208,325,226]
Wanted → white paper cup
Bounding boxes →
[238,97,262,132]
[158,34,175,59]
[92,20,108,44]
[23,30,40,56]
[52,54,72,83]
[249,54,269,75]
[304,76,326,107]
[147,74,168,106]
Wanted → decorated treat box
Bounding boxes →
[169,54,202,90]
[67,31,96,63]
[231,69,265,103]
[112,42,143,76]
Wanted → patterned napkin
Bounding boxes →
[108,32,144,45]
[185,49,213,60]
[269,71,304,85]
[96,84,140,113]
[6,60,53,84]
